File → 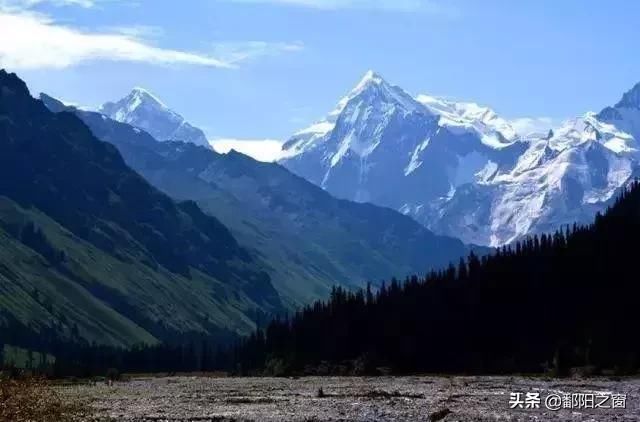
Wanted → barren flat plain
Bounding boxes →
[59,375,640,421]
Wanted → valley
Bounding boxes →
[1,2,640,421]
[60,375,640,421]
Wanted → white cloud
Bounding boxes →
[0,0,100,10]
[225,0,456,14]
[0,11,234,70]
[0,0,306,72]
[509,117,559,136]
[210,138,286,162]
[0,2,305,71]
[211,41,304,65]
[105,24,165,40]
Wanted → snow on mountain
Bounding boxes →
[280,71,640,246]
[597,82,640,145]
[281,71,524,205]
[282,70,425,159]
[435,135,635,246]
[415,94,519,146]
[100,87,210,147]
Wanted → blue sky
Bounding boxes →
[2,0,640,153]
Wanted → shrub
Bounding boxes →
[0,375,88,421]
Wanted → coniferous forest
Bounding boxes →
[235,181,640,376]
[3,182,640,378]
[0,319,235,378]
[1,68,639,380]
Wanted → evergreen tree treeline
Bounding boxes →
[4,183,640,378]
[0,316,234,378]
[236,181,640,376]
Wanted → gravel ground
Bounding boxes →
[59,375,640,421]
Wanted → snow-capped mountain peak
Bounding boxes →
[614,82,640,110]
[129,87,167,109]
[282,71,433,165]
[280,73,640,247]
[596,83,640,144]
[282,70,427,159]
[415,94,518,147]
[281,71,524,206]
[353,69,385,91]
[103,87,172,125]
[100,88,210,148]
[346,70,424,115]
[549,113,637,154]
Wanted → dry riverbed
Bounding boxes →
[58,375,639,421]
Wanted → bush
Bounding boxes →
[0,376,88,421]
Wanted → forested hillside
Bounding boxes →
[237,181,640,375]
[0,70,282,349]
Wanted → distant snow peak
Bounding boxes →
[282,70,424,159]
[551,113,638,154]
[364,69,382,80]
[100,87,210,148]
[596,83,640,144]
[280,72,640,247]
[347,71,423,116]
[415,94,518,146]
[615,82,640,109]
[102,87,169,119]
[129,87,167,108]
[354,70,385,91]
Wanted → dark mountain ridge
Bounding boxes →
[0,70,281,347]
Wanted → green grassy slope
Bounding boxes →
[0,70,283,347]
[0,196,268,346]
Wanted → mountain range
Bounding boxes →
[8,64,636,349]
[40,92,475,309]
[280,71,640,246]
[0,70,282,347]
